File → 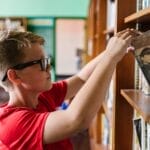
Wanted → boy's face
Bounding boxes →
[16,43,52,93]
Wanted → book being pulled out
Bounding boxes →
[131,30,150,86]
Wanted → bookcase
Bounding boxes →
[85,0,150,150]
[0,17,27,31]
[85,0,108,149]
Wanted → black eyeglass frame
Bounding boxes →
[2,57,51,82]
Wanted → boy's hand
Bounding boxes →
[105,28,141,62]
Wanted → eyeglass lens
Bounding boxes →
[41,58,50,71]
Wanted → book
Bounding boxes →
[131,30,150,88]
[136,0,143,11]
[133,117,142,148]
[133,116,148,150]
[142,0,150,8]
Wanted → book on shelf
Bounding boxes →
[136,0,143,11]
[142,0,150,9]
[133,116,148,150]
[133,117,142,149]
[137,0,150,10]
[0,18,25,31]
[131,30,150,95]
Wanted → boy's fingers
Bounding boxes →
[115,28,142,38]
[121,31,131,39]
[130,29,143,36]
[115,28,129,37]
[125,35,132,42]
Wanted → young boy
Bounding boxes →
[0,29,138,150]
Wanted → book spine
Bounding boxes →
[137,0,143,11]
[142,0,150,8]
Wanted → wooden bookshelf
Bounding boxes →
[87,0,107,147]
[0,17,27,30]
[124,7,150,23]
[87,0,150,150]
[121,89,150,122]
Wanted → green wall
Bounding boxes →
[0,0,89,17]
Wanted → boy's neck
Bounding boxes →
[8,90,39,109]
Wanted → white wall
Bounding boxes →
[56,19,85,75]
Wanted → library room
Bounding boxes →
[0,0,149,150]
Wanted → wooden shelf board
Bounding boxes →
[124,7,150,23]
[121,89,150,122]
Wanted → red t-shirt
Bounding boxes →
[0,81,73,150]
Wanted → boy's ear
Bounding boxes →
[7,69,21,84]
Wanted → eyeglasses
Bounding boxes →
[2,57,51,82]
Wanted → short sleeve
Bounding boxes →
[7,109,49,150]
